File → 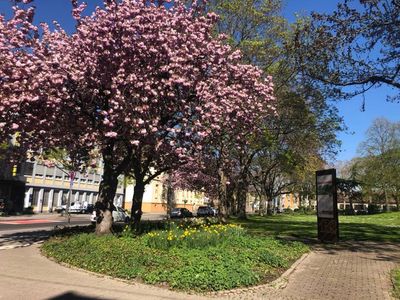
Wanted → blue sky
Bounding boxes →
[1,0,398,163]
[283,0,399,163]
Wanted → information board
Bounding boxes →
[316,169,339,242]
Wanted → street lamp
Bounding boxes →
[52,164,75,226]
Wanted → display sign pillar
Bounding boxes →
[316,169,339,242]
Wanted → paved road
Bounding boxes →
[0,212,166,232]
[0,213,167,250]
[0,218,90,232]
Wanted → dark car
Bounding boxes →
[196,206,215,217]
[170,208,193,218]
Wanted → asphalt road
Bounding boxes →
[0,212,166,233]
[0,215,91,232]
[0,212,167,250]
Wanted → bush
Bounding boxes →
[22,206,34,215]
[143,223,244,250]
[282,208,293,214]
[294,206,316,215]
[368,204,381,215]
[42,224,309,292]
[131,217,221,236]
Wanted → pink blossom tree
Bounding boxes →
[0,0,275,234]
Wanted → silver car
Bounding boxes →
[90,206,130,224]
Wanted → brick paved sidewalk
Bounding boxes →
[226,241,400,300]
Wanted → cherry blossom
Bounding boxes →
[0,0,275,233]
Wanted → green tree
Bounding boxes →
[356,118,400,210]
[196,0,342,217]
[294,0,400,102]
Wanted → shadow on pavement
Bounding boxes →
[47,292,110,300]
[316,241,400,263]
[0,230,51,248]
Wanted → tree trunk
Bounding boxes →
[166,172,174,219]
[258,194,267,216]
[226,183,235,215]
[217,168,228,221]
[298,193,302,208]
[266,194,274,215]
[236,179,248,220]
[131,178,145,231]
[95,161,118,235]
[348,196,355,215]
[384,189,389,212]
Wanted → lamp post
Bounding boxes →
[52,163,75,226]
[67,171,76,226]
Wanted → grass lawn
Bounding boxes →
[392,268,400,299]
[42,222,309,292]
[232,212,400,243]
[393,268,400,299]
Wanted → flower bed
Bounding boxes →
[42,222,308,292]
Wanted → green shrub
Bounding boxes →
[42,223,309,292]
[368,204,381,214]
[143,223,244,250]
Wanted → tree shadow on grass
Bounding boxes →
[233,215,400,265]
[233,216,400,253]
[232,215,400,244]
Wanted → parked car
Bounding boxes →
[170,208,193,219]
[196,206,215,217]
[55,202,90,214]
[90,206,130,225]
[211,207,219,216]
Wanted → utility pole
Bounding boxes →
[67,171,75,225]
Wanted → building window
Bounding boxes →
[32,189,40,206]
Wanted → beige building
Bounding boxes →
[22,162,124,213]
[123,176,206,213]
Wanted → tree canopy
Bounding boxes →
[0,0,275,232]
[294,0,400,101]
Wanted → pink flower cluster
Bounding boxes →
[0,1,275,171]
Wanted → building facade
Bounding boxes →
[21,162,124,213]
[123,176,207,213]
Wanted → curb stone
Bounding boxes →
[270,252,310,289]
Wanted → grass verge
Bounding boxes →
[42,223,308,292]
[393,268,400,299]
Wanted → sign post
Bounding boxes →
[316,169,339,242]
[67,171,75,226]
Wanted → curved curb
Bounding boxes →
[270,252,310,289]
